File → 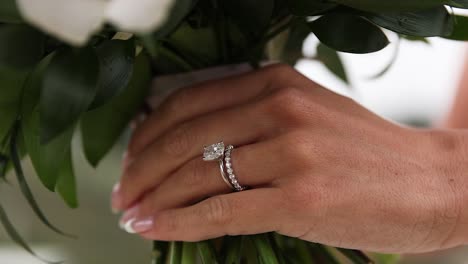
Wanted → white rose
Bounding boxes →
[16,0,175,46]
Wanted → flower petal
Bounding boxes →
[105,0,175,33]
[16,0,107,46]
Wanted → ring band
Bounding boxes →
[224,145,246,192]
[203,142,247,191]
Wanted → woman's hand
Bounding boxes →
[111,64,468,253]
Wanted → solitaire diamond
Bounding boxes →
[203,142,225,161]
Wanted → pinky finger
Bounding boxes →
[133,188,287,242]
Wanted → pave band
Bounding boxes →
[224,145,246,192]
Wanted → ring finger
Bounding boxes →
[113,102,276,211]
[119,139,289,224]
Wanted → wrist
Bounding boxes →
[422,129,468,247]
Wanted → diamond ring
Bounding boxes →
[203,142,232,189]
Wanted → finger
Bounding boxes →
[120,140,287,222]
[114,103,274,211]
[128,64,308,158]
[124,188,286,241]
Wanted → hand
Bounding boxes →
[111,64,466,253]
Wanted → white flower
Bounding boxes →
[16,0,175,46]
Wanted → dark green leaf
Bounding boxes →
[152,241,168,264]
[0,67,27,142]
[55,149,78,208]
[337,248,374,264]
[197,240,219,264]
[449,0,468,8]
[166,241,183,264]
[366,6,453,37]
[222,236,243,264]
[280,19,312,65]
[0,202,62,264]
[0,153,8,180]
[401,34,430,43]
[223,0,275,40]
[168,22,219,67]
[310,13,389,53]
[10,120,73,237]
[316,43,349,84]
[22,53,76,192]
[90,39,136,109]
[251,234,279,264]
[154,0,195,39]
[368,38,400,79]
[308,244,340,264]
[0,0,23,23]
[445,15,468,41]
[40,47,99,143]
[0,24,45,71]
[288,0,337,16]
[331,0,445,12]
[81,53,151,167]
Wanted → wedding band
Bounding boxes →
[203,142,232,189]
[224,145,247,192]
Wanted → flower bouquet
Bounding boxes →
[1,0,468,263]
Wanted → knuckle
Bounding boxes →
[281,132,315,169]
[203,197,233,225]
[260,87,308,125]
[162,123,192,157]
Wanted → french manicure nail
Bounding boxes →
[120,205,139,223]
[111,183,122,213]
[120,217,154,234]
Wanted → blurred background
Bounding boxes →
[1,34,468,263]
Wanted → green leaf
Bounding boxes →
[331,0,445,12]
[0,24,45,71]
[371,253,400,264]
[310,13,389,53]
[152,241,168,264]
[401,34,430,43]
[90,39,136,109]
[197,240,219,264]
[0,0,23,23]
[222,236,243,264]
[10,120,73,237]
[288,0,337,16]
[337,248,373,264]
[40,47,99,143]
[0,154,8,181]
[251,234,279,264]
[445,15,468,41]
[55,149,78,208]
[449,0,468,8]
[280,19,312,65]
[316,43,349,84]
[366,6,453,37]
[308,244,340,264]
[80,53,151,167]
[0,202,62,264]
[0,67,27,143]
[223,0,275,40]
[154,0,195,39]
[22,53,76,192]
[166,241,183,264]
[181,242,197,264]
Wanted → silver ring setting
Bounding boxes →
[203,142,246,191]
[224,145,246,191]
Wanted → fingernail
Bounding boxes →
[111,183,122,213]
[120,217,154,234]
[120,205,139,223]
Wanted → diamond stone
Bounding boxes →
[203,142,225,161]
